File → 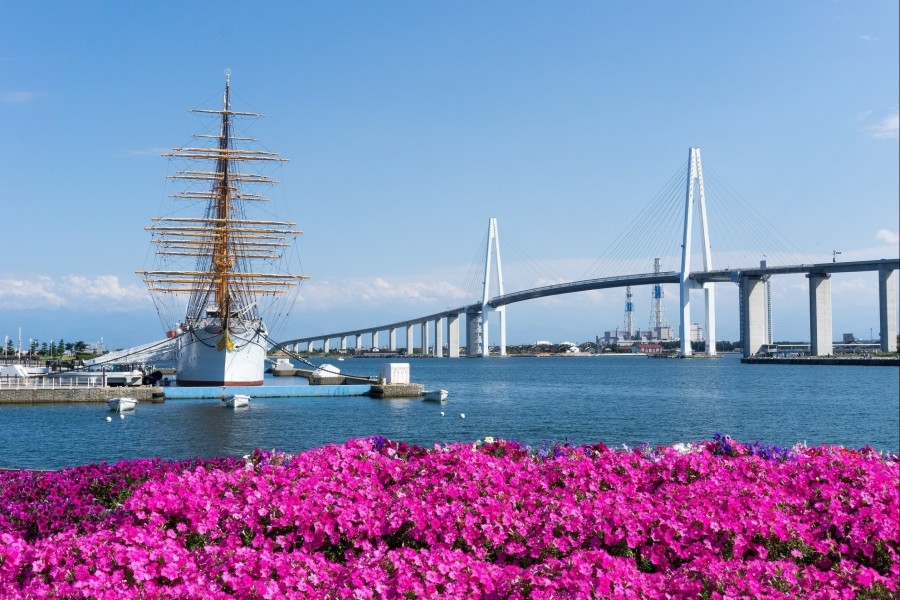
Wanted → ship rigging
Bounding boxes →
[137,70,307,385]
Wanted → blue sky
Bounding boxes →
[1,1,897,350]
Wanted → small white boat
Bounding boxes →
[107,397,138,412]
[423,389,449,403]
[222,393,251,408]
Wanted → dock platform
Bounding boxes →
[0,386,165,405]
[162,384,374,399]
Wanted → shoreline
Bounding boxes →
[741,356,899,366]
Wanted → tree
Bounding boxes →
[74,341,88,354]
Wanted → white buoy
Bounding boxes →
[460,413,466,419]
[106,416,112,422]
[440,411,445,417]
[120,414,125,420]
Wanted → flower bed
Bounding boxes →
[0,436,897,598]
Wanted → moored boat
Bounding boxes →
[222,393,250,408]
[423,389,449,403]
[107,397,138,412]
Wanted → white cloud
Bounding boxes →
[860,34,876,42]
[868,113,899,139]
[2,91,41,104]
[0,274,150,311]
[299,276,467,311]
[876,229,899,245]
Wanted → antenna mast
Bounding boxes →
[650,258,668,334]
[624,285,634,339]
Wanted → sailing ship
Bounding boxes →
[138,70,307,386]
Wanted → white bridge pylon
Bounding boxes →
[680,147,716,356]
[472,217,506,357]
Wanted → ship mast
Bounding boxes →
[138,70,308,331]
[214,69,234,328]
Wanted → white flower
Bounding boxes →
[673,443,695,454]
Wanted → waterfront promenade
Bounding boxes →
[0,383,163,404]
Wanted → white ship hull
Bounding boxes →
[176,321,267,386]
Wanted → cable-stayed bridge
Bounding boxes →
[279,148,898,358]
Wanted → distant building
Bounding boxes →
[690,323,704,343]
[600,330,627,346]
[842,333,856,343]
[653,326,674,342]
[600,326,673,345]
[632,343,664,355]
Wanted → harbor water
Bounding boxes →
[0,354,897,469]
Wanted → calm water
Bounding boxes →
[1,354,897,469]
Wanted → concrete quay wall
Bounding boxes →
[370,383,425,398]
[0,387,165,405]
[741,357,899,366]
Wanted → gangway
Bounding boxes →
[82,338,175,367]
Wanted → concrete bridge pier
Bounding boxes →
[879,268,897,352]
[703,283,717,356]
[406,326,414,355]
[355,334,363,351]
[807,273,833,356]
[481,313,491,357]
[388,327,397,352]
[340,336,348,352]
[433,317,443,357]
[448,313,460,358]
[323,338,330,353]
[371,330,380,350]
[741,275,769,357]
[497,307,507,356]
[420,322,428,355]
[306,341,313,353]
[466,312,482,357]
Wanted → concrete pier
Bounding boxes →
[741,275,768,358]
[0,386,164,405]
[879,268,897,352]
[447,313,460,358]
[808,273,833,356]
[466,312,481,357]
[433,317,443,357]
[369,383,425,398]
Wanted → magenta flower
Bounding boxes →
[0,436,896,597]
